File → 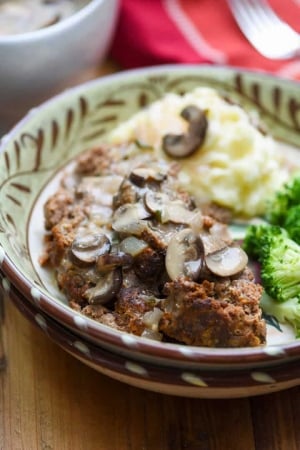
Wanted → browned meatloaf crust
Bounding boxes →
[160,277,265,347]
[40,145,266,348]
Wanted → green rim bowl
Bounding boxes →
[0,65,300,371]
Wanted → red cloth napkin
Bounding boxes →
[110,0,300,80]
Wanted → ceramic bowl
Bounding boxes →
[0,65,300,373]
[0,0,120,132]
[5,279,300,398]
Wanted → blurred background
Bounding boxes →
[110,0,300,76]
[1,0,300,134]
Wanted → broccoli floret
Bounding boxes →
[265,172,300,225]
[243,223,285,261]
[243,224,300,303]
[283,205,300,245]
[244,200,300,334]
[242,224,265,260]
[261,293,300,338]
[261,233,300,302]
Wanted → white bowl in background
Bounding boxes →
[0,0,120,132]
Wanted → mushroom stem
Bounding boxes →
[70,233,111,266]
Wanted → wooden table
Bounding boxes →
[1,61,300,450]
[1,298,300,450]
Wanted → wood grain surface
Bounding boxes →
[0,290,299,450]
[0,60,300,450]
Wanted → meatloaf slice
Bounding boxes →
[159,276,266,347]
[115,286,161,336]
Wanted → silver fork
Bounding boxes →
[228,0,300,59]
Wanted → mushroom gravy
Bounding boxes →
[0,0,88,35]
[39,143,266,348]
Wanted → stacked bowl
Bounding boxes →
[1,65,300,398]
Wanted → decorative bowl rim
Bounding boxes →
[1,64,300,367]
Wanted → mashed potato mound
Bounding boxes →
[109,87,288,217]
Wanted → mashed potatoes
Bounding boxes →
[109,87,288,217]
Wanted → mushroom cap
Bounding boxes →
[129,167,166,187]
[165,228,205,281]
[205,245,248,277]
[112,202,151,233]
[162,105,208,158]
[144,191,202,225]
[85,268,123,305]
[70,233,111,266]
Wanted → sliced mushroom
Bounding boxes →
[143,191,170,220]
[85,268,122,305]
[70,233,111,266]
[144,191,202,225]
[205,245,248,277]
[112,202,151,233]
[200,233,229,256]
[129,167,166,187]
[162,105,208,158]
[162,203,201,225]
[165,228,205,281]
[96,251,133,272]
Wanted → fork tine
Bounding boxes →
[231,0,278,31]
[244,0,267,31]
[228,0,300,59]
[252,0,288,28]
[229,0,257,33]
[229,0,265,44]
